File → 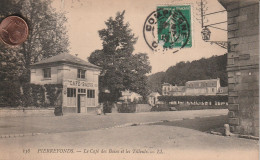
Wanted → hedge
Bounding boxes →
[117,102,136,113]
[0,81,21,107]
[0,82,63,108]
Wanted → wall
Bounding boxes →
[31,65,63,85]
[62,65,100,113]
[219,0,259,136]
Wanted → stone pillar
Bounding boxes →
[218,0,259,136]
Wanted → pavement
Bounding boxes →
[0,109,258,160]
[0,109,228,135]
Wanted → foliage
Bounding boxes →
[117,102,136,113]
[0,0,69,83]
[151,104,169,112]
[103,102,113,113]
[147,54,228,93]
[147,72,165,94]
[21,83,33,107]
[89,11,151,102]
[44,84,63,106]
[0,83,64,108]
[0,47,24,82]
[0,81,21,107]
[54,106,63,116]
[0,0,69,107]
[31,84,45,107]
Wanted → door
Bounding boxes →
[77,94,86,113]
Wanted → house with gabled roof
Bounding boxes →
[30,53,101,114]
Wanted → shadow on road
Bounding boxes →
[150,115,228,132]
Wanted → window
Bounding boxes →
[77,69,86,79]
[43,68,51,78]
[67,88,76,97]
[78,89,86,93]
[87,90,95,98]
[212,88,215,92]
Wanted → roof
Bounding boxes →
[31,53,101,69]
[186,79,219,88]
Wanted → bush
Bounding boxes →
[54,106,63,116]
[44,84,63,107]
[117,102,136,113]
[31,84,45,107]
[103,102,113,113]
[0,81,21,107]
[151,104,170,111]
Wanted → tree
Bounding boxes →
[0,0,69,83]
[0,0,69,107]
[89,11,151,102]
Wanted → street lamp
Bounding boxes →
[201,27,211,41]
[197,0,229,49]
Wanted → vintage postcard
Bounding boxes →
[0,0,259,159]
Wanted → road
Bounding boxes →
[0,109,258,160]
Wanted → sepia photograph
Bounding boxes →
[0,0,259,159]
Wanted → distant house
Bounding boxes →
[162,78,224,96]
[120,90,142,102]
[147,92,161,106]
[169,86,186,96]
[162,83,172,96]
[185,78,221,96]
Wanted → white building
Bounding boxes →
[162,78,226,96]
[120,90,142,102]
[147,92,161,106]
[185,78,221,96]
[30,53,101,114]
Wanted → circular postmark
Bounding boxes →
[143,6,192,53]
[0,16,29,45]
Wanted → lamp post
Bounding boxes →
[201,27,211,41]
[197,0,229,49]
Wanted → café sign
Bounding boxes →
[63,79,98,88]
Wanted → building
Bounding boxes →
[218,0,259,136]
[120,90,142,102]
[217,87,228,95]
[185,78,221,96]
[147,92,161,106]
[162,78,225,96]
[162,83,185,96]
[169,86,186,96]
[30,53,101,114]
[162,83,172,96]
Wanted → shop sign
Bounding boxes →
[63,79,98,88]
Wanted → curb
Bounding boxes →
[0,133,40,139]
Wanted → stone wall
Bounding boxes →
[219,0,259,136]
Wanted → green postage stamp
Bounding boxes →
[157,5,192,49]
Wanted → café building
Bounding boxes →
[30,53,101,114]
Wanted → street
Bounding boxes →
[0,109,258,160]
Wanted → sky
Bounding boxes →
[52,0,227,74]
